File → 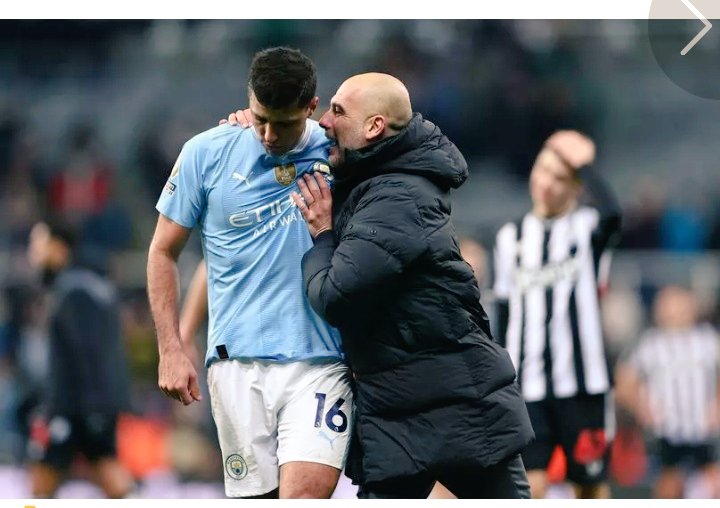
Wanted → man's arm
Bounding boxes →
[615,343,655,428]
[295,175,426,325]
[179,260,208,368]
[579,167,622,254]
[147,214,201,405]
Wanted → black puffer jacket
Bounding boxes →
[302,114,533,482]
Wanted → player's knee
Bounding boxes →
[527,470,547,499]
[280,464,339,499]
[30,463,61,498]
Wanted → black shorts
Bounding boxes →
[659,439,716,469]
[28,413,118,469]
[523,394,610,485]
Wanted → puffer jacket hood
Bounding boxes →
[337,113,468,191]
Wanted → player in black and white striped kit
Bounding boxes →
[493,131,621,498]
[616,286,720,498]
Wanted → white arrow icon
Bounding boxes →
[680,0,713,55]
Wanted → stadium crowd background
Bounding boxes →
[0,19,719,498]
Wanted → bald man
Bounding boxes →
[288,73,533,498]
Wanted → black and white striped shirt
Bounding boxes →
[494,172,621,402]
[628,324,720,444]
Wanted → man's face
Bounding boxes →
[529,148,580,217]
[319,85,368,167]
[249,92,315,156]
[27,222,52,270]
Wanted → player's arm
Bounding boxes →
[492,224,516,348]
[179,260,208,368]
[147,214,201,405]
[614,342,654,428]
[297,175,426,326]
[581,166,622,252]
[710,333,720,431]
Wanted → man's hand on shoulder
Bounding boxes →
[219,108,253,128]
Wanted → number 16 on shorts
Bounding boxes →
[314,393,348,433]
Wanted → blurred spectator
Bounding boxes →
[25,220,133,498]
[618,179,665,250]
[47,124,131,251]
[616,286,720,498]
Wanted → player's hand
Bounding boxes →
[292,172,333,238]
[544,130,595,170]
[158,345,202,405]
[219,108,253,128]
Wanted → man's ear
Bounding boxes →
[307,96,320,117]
[365,115,386,141]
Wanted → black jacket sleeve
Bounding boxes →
[302,185,427,326]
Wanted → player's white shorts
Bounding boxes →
[207,358,353,498]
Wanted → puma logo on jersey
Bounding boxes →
[232,172,252,187]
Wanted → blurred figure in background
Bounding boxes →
[493,130,622,498]
[459,237,489,289]
[616,286,720,498]
[25,220,133,498]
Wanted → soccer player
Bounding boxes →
[616,286,720,498]
[493,130,622,498]
[146,47,351,499]
[26,220,133,498]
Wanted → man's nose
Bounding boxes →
[319,111,331,130]
[264,125,278,143]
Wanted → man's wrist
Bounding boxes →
[159,337,184,356]
[313,226,333,238]
[312,229,336,246]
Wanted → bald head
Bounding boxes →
[339,73,412,135]
[320,73,414,166]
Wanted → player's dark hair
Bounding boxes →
[249,47,317,109]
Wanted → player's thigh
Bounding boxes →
[94,458,134,498]
[29,415,76,472]
[276,362,352,497]
[559,394,610,486]
[77,412,118,461]
[522,400,555,472]
[207,360,279,498]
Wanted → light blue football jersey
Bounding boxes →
[156,120,343,366]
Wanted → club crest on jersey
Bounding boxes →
[225,454,248,480]
[274,163,296,186]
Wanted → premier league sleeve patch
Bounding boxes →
[312,160,334,185]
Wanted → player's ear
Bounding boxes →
[307,96,320,117]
